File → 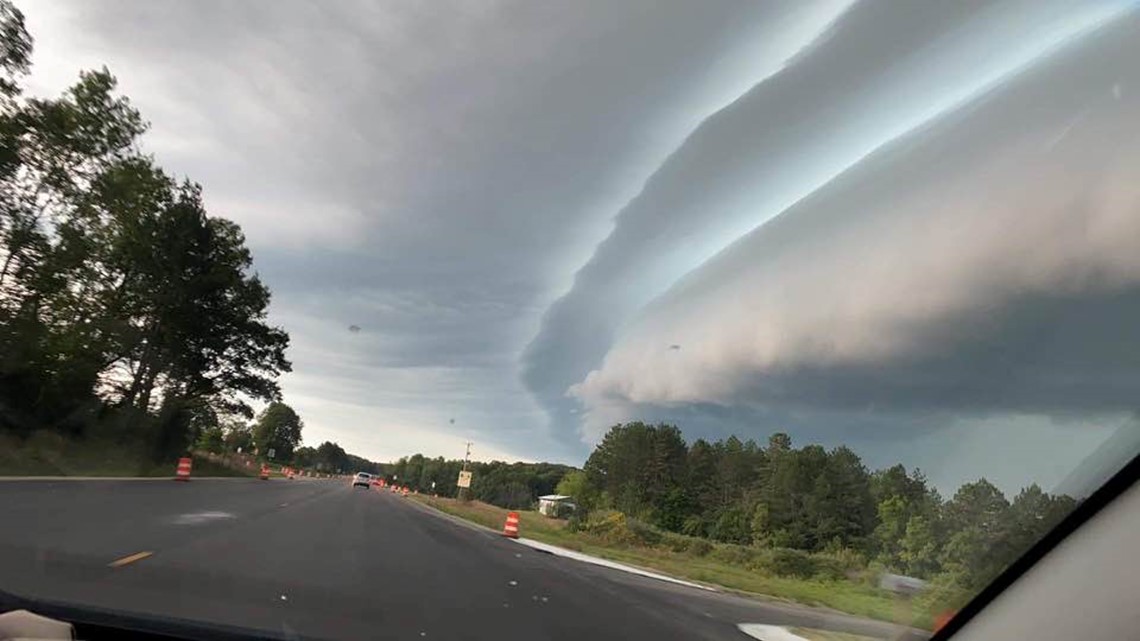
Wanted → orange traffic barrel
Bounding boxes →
[934,610,956,633]
[174,457,192,481]
[503,512,520,538]
[259,464,269,480]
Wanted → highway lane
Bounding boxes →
[0,479,918,640]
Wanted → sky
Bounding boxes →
[19,0,1140,496]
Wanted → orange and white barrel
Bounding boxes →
[174,457,192,481]
[502,512,520,538]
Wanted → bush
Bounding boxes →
[685,538,714,557]
[765,548,819,579]
[710,543,759,566]
[578,510,640,546]
[627,517,663,546]
[710,507,752,545]
[811,555,848,581]
[659,531,691,553]
[815,547,868,581]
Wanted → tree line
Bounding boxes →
[192,400,381,474]
[565,422,1076,593]
[380,453,575,508]
[0,2,289,459]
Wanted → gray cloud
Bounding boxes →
[568,9,1140,467]
[26,0,855,461]
[525,0,1128,412]
[21,1,1139,489]
[525,0,1135,441]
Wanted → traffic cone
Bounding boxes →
[174,457,192,481]
[502,512,520,538]
[402,487,409,497]
[259,464,269,480]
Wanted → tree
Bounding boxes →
[1006,484,1075,553]
[806,446,875,550]
[0,24,290,460]
[583,422,687,519]
[315,441,349,472]
[555,470,592,506]
[253,402,302,460]
[0,0,31,99]
[223,421,254,453]
[195,424,225,454]
[292,446,315,468]
[873,495,908,565]
[710,506,751,544]
[939,479,1011,589]
[899,515,939,577]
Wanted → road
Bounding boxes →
[0,478,918,640]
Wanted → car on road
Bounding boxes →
[351,472,372,488]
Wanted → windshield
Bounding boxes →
[1,2,1138,640]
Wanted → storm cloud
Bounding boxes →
[22,1,1140,492]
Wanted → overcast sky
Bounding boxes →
[21,1,1140,495]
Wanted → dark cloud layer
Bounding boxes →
[23,1,1140,490]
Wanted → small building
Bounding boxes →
[537,494,576,518]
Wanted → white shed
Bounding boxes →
[537,494,576,517]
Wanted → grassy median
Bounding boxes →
[412,494,935,630]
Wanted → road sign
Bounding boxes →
[267,448,276,460]
[457,470,472,488]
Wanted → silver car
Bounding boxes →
[351,472,372,488]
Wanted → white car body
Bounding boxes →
[351,472,372,488]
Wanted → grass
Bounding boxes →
[413,495,933,630]
[0,431,257,477]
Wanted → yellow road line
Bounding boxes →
[108,551,153,568]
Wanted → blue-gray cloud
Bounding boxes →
[21,1,1140,492]
[524,0,1133,446]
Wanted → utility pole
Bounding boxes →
[458,441,473,501]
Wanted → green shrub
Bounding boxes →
[766,548,818,579]
[815,547,867,580]
[710,543,758,566]
[578,510,640,546]
[659,531,691,553]
[710,507,752,544]
[627,517,663,546]
[685,538,714,557]
[811,555,848,581]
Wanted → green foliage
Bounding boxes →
[705,542,750,566]
[765,548,820,579]
[554,468,596,514]
[583,422,689,520]
[195,424,225,454]
[381,453,574,508]
[710,507,752,544]
[252,402,303,460]
[684,537,714,557]
[223,421,254,453]
[569,421,1078,601]
[0,10,289,464]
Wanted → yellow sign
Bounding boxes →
[457,470,472,488]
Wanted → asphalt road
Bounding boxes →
[0,478,918,641]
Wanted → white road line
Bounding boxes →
[513,537,716,592]
[736,624,810,641]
